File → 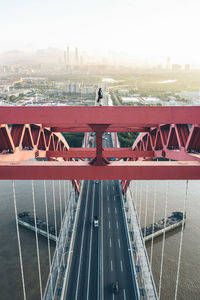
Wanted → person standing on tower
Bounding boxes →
[97,88,103,106]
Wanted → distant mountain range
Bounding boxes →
[0,48,67,65]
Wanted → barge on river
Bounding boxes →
[142,211,185,242]
[18,211,57,242]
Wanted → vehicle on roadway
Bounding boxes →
[93,216,99,227]
[112,281,119,293]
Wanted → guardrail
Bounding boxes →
[43,186,78,300]
[125,188,158,299]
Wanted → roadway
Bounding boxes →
[64,132,138,300]
[65,180,100,300]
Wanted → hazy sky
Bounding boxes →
[1,0,200,64]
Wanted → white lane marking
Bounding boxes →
[111,260,113,272]
[116,221,119,229]
[109,238,112,248]
[75,181,90,300]
[118,239,121,248]
[86,183,95,300]
[101,181,104,300]
[120,260,123,272]
[114,196,116,201]
[108,207,110,214]
[115,207,117,214]
[109,221,111,229]
[112,186,114,191]
[107,186,108,192]
[123,289,126,300]
[112,293,115,300]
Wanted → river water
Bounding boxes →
[131,180,200,300]
[0,180,199,299]
[0,180,71,300]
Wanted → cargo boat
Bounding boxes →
[142,211,185,242]
[18,211,57,242]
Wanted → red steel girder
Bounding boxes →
[46,149,154,159]
[154,149,200,162]
[0,161,200,180]
[1,106,200,128]
[88,124,110,165]
[1,107,200,188]
[0,124,69,161]
[51,126,150,133]
[123,124,200,192]
[0,123,80,192]
[0,150,46,162]
[132,124,200,160]
[0,125,15,151]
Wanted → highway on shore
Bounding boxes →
[64,132,138,299]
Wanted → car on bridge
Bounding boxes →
[93,216,99,227]
[112,281,119,293]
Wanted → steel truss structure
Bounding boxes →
[0,106,200,192]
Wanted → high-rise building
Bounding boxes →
[67,47,70,68]
[166,56,171,70]
[172,64,182,71]
[75,48,79,67]
[184,64,190,72]
[80,56,83,66]
[64,51,66,69]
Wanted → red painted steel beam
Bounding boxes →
[1,161,200,180]
[88,124,110,165]
[51,126,150,133]
[0,150,46,162]
[1,106,200,127]
[46,149,154,159]
[155,149,200,162]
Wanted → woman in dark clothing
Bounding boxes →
[97,88,103,105]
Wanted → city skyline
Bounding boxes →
[1,0,200,65]
[0,47,195,70]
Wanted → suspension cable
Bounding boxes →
[12,181,27,300]
[63,181,67,213]
[58,180,71,284]
[52,183,70,300]
[158,181,169,299]
[43,180,53,297]
[129,181,134,233]
[129,181,140,264]
[52,180,60,297]
[135,180,138,209]
[53,180,75,299]
[52,181,58,240]
[31,180,43,299]
[144,181,149,238]
[44,181,51,270]
[150,181,157,267]
[174,180,188,300]
[59,180,63,228]
[139,180,142,225]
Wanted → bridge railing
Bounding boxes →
[43,183,76,299]
[124,187,158,299]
